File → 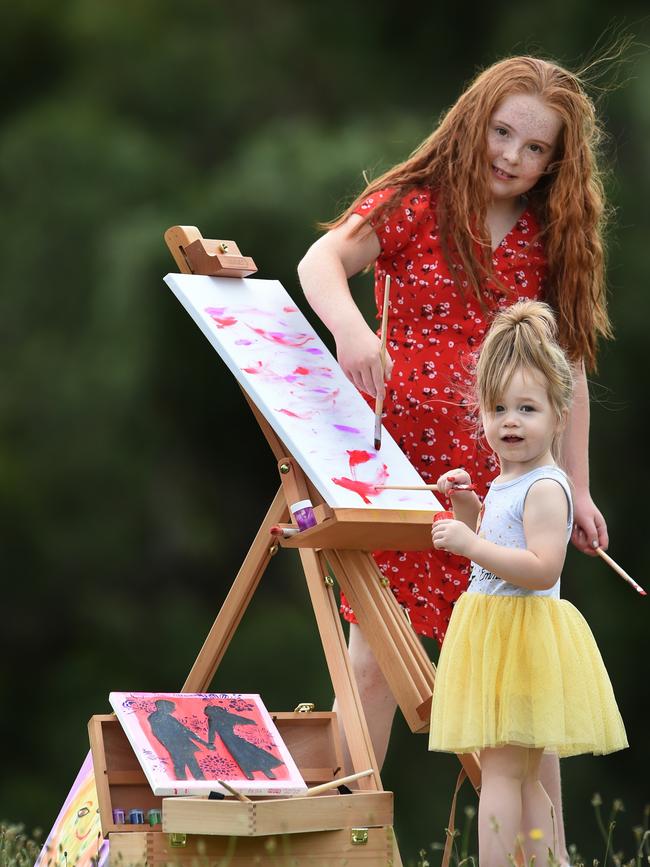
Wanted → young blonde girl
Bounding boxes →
[430,300,627,866]
[299,55,613,860]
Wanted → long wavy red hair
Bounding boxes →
[323,56,612,371]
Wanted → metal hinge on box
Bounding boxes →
[293,702,315,713]
[351,828,369,845]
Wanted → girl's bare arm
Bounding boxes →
[298,216,390,398]
[562,362,608,554]
[432,479,569,590]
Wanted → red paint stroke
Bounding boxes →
[293,366,310,375]
[330,477,377,504]
[212,315,238,328]
[248,326,314,347]
[332,451,389,503]
[348,449,373,468]
[243,361,263,374]
[283,306,298,313]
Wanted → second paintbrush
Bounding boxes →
[374,274,391,450]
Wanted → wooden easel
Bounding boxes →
[161,226,480,862]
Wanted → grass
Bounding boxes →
[414,797,650,867]
[4,797,649,867]
[0,824,42,867]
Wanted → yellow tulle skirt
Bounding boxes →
[428,592,627,757]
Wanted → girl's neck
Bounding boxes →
[487,196,526,222]
[486,197,527,250]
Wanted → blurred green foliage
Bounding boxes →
[0,1,648,860]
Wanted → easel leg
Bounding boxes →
[181,487,288,693]
[298,547,382,792]
[325,549,434,733]
[327,549,482,789]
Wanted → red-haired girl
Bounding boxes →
[298,55,612,864]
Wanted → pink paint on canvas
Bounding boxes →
[109,692,306,797]
[277,408,313,419]
[248,326,314,347]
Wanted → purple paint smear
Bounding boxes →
[334,424,361,434]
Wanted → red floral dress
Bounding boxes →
[340,187,547,644]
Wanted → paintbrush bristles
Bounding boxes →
[374,275,391,450]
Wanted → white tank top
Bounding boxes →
[466,465,573,600]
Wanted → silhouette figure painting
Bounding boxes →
[204,705,285,779]
[109,692,307,796]
[147,699,214,780]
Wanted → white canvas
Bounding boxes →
[164,274,443,511]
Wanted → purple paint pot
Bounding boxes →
[290,499,317,531]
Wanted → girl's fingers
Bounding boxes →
[572,522,598,557]
[594,512,609,550]
[384,351,394,381]
[362,367,379,398]
[370,361,385,399]
[345,370,366,391]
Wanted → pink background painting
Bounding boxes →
[110,692,307,797]
[164,274,443,511]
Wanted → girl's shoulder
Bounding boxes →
[490,465,573,536]
[352,186,438,257]
[491,465,569,495]
[353,185,437,220]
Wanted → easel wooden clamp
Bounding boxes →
[94,227,481,866]
[164,226,258,278]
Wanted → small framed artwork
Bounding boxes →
[35,752,109,867]
[109,692,307,797]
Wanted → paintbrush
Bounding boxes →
[374,275,391,451]
[374,483,476,492]
[302,768,375,797]
[595,547,646,596]
[216,779,252,802]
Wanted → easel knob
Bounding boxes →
[164,226,258,277]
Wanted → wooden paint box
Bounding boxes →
[88,710,346,837]
[109,824,399,865]
[90,709,396,865]
[163,790,394,836]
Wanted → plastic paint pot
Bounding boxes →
[432,510,454,523]
[290,499,317,531]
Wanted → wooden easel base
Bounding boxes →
[109,826,400,865]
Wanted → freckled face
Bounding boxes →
[487,94,562,202]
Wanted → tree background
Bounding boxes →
[1,1,648,860]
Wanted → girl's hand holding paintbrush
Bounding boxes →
[436,470,474,498]
[333,319,394,398]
